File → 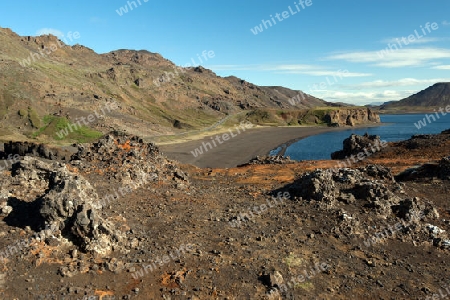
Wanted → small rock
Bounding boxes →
[1,205,12,216]
[269,271,284,287]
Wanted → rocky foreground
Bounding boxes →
[0,131,448,299]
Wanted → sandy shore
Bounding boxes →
[157,125,363,168]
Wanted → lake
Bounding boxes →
[273,113,450,161]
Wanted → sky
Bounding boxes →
[2,0,450,105]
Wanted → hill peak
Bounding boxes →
[380,82,450,111]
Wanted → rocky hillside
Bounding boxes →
[0,27,352,144]
[0,27,382,145]
[379,82,450,112]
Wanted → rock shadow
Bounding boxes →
[3,197,46,231]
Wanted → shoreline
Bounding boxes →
[158,122,385,169]
[271,122,387,157]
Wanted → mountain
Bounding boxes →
[365,101,384,107]
[0,27,373,143]
[379,82,450,112]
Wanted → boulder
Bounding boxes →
[331,133,384,160]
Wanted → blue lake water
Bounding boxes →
[275,113,450,161]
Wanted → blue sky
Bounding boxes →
[2,0,450,105]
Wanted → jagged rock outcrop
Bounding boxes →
[282,165,449,249]
[9,156,126,256]
[0,132,190,258]
[331,133,385,159]
[325,108,380,126]
[70,132,189,188]
[288,165,398,211]
[0,132,193,281]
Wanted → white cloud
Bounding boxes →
[326,48,450,68]
[206,64,265,71]
[207,64,372,77]
[296,70,372,77]
[340,78,450,90]
[273,65,372,77]
[432,65,450,70]
[35,28,64,38]
[313,89,415,105]
[270,64,320,71]
[381,37,442,45]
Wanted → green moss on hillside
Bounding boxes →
[28,107,41,128]
[32,115,103,143]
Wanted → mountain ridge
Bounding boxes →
[0,27,378,144]
[379,82,450,112]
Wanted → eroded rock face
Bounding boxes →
[325,108,380,127]
[331,133,385,159]
[6,156,126,256]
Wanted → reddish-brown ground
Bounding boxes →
[0,135,449,299]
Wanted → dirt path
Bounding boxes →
[157,126,348,168]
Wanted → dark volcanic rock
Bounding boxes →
[242,155,295,166]
[439,156,450,179]
[0,132,190,257]
[282,164,447,250]
[1,141,71,160]
[288,165,397,211]
[396,156,450,181]
[400,133,450,150]
[331,133,384,159]
[70,131,189,187]
[14,156,126,256]
[17,132,191,255]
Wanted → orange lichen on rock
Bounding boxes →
[65,164,79,174]
[29,241,62,267]
[115,139,132,152]
[94,290,115,299]
[161,269,188,289]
